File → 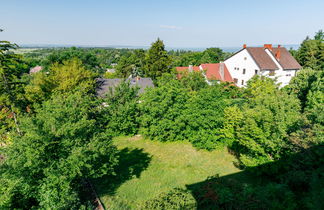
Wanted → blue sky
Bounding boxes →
[1,0,323,47]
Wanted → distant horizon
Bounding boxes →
[17,43,301,53]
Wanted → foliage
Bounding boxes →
[233,77,301,167]
[144,39,172,81]
[139,78,189,141]
[140,75,232,150]
[25,58,96,106]
[43,47,101,73]
[103,71,118,79]
[101,81,140,136]
[284,68,318,109]
[295,30,324,70]
[182,85,230,150]
[178,70,208,91]
[190,175,296,210]
[172,47,227,67]
[116,49,145,78]
[140,188,196,210]
[0,92,118,209]
[0,41,29,140]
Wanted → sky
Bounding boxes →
[0,0,323,48]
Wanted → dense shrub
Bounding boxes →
[140,188,196,210]
[101,81,141,136]
[139,78,190,141]
[0,93,118,209]
[139,75,234,150]
[233,77,301,167]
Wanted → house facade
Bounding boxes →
[224,44,302,87]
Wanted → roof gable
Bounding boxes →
[271,47,302,70]
[246,47,279,70]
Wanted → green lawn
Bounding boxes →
[93,136,241,209]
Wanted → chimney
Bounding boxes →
[219,62,225,81]
[243,44,247,49]
[188,65,193,72]
[264,44,273,51]
[275,49,281,60]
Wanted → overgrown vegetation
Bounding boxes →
[0,30,323,209]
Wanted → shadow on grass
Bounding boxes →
[93,147,152,197]
[186,145,324,210]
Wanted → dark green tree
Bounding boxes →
[102,81,141,136]
[116,49,145,78]
[144,38,172,81]
[296,30,324,70]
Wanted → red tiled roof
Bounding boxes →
[176,63,234,83]
[200,63,233,82]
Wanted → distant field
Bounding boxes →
[11,48,41,54]
[93,136,241,209]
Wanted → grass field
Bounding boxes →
[93,136,241,209]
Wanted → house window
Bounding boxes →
[255,70,258,75]
[286,74,291,76]
[241,80,244,85]
[243,68,246,74]
[244,57,247,60]
[269,70,275,76]
[234,78,238,84]
[237,67,239,70]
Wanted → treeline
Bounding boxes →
[0,31,323,209]
[21,39,229,80]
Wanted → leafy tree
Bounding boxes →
[139,78,189,141]
[25,58,96,106]
[314,29,324,41]
[43,47,101,73]
[234,77,301,167]
[182,85,230,150]
[144,38,172,81]
[296,30,324,70]
[101,81,141,136]
[284,68,318,109]
[178,70,208,92]
[0,41,29,138]
[304,70,324,125]
[0,92,118,209]
[116,49,145,78]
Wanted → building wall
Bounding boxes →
[224,49,260,87]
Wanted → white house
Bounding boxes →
[224,44,302,87]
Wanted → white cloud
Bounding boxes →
[159,25,182,30]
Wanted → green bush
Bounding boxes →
[140,188,196,210]
[102,81,140,136]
